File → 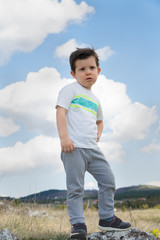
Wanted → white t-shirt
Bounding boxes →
[56,81,103,148]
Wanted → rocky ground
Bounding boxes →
[0,227,157,240]
[87,228,157,240]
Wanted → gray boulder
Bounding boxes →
[0,229,19,240]
[87,228,157,240]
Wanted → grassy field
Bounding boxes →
[0,201,160,239]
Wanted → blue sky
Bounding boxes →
[0,0,160,198]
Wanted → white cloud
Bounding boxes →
[54,39,87,59]
[99,141,126,163]
[54,39,114,61]
[0,0,94,64]
[0,67,74,135]
[96,46,115,61]
[0,116,20,137]
[142,142,160,153]
[147,181,160,187]
[0,68,157,165]
[158,121,160,132]
[85,181,97,189]
[154,121,160,135]
[0,135,63,174]
[93,75,157,142]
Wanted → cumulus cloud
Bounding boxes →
[0,69,157,141]
[0,116,20,137]
[99,141,126,163]
[142,142,160,153]
[54,38,114,61]
[158,121,160,132]
[93,75,157,142]
[0,0,94,64]
[0,67,158,170]
[85,181,97,189]
[54,39,87,59]
[0,135,63,174]
[96,46,115,61]
[0,67,74,135]
[147,181,160,187]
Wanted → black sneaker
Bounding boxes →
[98,216,131,231]
[70,223,87,240]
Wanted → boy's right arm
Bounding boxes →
[56,106,75,153]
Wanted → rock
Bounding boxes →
[0,229,19,240]
[87,228,157,240]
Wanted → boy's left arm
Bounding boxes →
[96,120,103,142]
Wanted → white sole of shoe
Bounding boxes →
[98,225,131,232]
[70,232,86,240]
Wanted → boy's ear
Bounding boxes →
[98,67,101,75]
[70,70,76,79]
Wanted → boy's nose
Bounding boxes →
[86,68,91,75]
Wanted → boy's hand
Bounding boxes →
[96,120,103,142]
[97,133,101,142]
[56,106,75,153]
[60,136,75,153]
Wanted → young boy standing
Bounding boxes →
[56,48,131,239]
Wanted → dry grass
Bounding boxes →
[0,201,160,239]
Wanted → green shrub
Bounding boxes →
[122,205,126,212]
[55,204,67,210]
[150,228,159,238]
[141,204,149,210]
[13,199,22,206]
[153,204,160,209]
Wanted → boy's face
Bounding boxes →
[71,56,101,90]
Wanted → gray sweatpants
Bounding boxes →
[61,147,115,225]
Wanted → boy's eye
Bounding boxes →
[80,67,85,71]
[90,66,95,70]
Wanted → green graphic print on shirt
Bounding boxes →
[70,94,99,116]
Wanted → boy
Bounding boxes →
[56,48,131,239]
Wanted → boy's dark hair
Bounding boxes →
[69,47,99,72]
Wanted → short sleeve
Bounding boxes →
[97,103,103,121]
[56,84,74,110]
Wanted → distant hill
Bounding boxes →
[1,185,160,203]
[115,185,160,200]
[20,189,98,203]
[0,196,14,201]
[18,185,160,203]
